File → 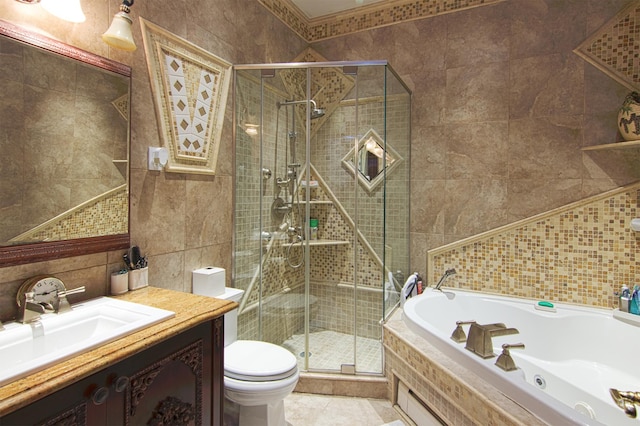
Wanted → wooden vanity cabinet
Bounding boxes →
[1,318,224,426]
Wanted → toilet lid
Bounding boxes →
[225,340,298,382]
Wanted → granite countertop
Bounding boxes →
[0,286,236,416]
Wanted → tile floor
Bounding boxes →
[224,393,406,425]
[282,330,382,373]
[284,393,406,425]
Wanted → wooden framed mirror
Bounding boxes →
[0,19,131,266]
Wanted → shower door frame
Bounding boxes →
[233,60,410,375]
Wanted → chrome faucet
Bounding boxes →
[19,292,46,324]
[465,322,519,358]
[434,268,456,291]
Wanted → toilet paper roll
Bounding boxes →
[192,267,225,297]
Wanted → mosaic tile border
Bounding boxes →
[258,0,507,42]
[428,182,640,309]
[574,0,640,92]
[10,185,128,243]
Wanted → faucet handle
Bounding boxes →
[56,286,85,314]
[57,286,85,298]
[495,343,525,371]
[451,320,475,343]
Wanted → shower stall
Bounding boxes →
[233,61,410,375]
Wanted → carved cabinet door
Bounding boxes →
[0,320,219,426]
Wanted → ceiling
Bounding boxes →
[289,0,387,19]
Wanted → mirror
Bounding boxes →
[0,19,130,266]
[342,128,403,193]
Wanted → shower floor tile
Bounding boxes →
[282,330,382,373]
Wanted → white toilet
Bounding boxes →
[192,268,299,426]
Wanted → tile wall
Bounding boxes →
[429,182,640,309]
[0,1,306,322]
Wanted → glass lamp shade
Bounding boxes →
[40,0,86,22]
[102,11,136,51]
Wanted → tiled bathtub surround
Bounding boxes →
[429,182,640,309]
[383,311,546,425]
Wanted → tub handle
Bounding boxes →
[610,388,640,418]
[495,343,525,371]
[450,320,476,343]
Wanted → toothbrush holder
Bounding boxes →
[128,267,149,291]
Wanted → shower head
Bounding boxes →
[311,107,325,119]
[277,99,325,119]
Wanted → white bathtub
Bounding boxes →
[402,289,640,426]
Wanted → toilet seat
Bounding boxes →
[225,340,298,382]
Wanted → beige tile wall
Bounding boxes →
[0,0,306,322]
[311,0,640,278]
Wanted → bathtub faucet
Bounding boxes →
[610,388,640,418]
[434,268,456,291]
[465,322,519,359]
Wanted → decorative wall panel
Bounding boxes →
[140,18,231,175]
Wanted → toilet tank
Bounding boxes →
[216,287,244,347]
[191,267,244,347]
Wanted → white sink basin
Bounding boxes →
[0,297,174,386]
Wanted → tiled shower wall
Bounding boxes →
[429,182,640,309]
[234,67,410,349]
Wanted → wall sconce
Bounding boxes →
[41,0,86,22]
[102,0,136,51]
[14,0,86,22]
[148,147,168,171]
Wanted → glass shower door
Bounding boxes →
[234,62,410,376]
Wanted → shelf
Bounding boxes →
[293,200,333,205]
[581,140,640,151]
[281,239,351,247]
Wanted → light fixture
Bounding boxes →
[41,0,86,23]
[102,0,136,51]
[244,124,259,136]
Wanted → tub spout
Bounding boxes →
[610,388,640,418]
[434,268,456,291]
[465,322,519,359]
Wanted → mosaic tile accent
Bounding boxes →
[10,186,128,242]
[283,329,382,373]
[428,183,640,309]
[258,0,507,42]
[575,0,640,91]
[279,48,355,137]
[140,18,231,174]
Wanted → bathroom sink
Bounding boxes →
[0,297,174,386]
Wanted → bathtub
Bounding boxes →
[402,289,640,426]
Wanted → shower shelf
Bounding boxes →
[293,200,333,205]
[281,239,350,247]
[581,140,640,151]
